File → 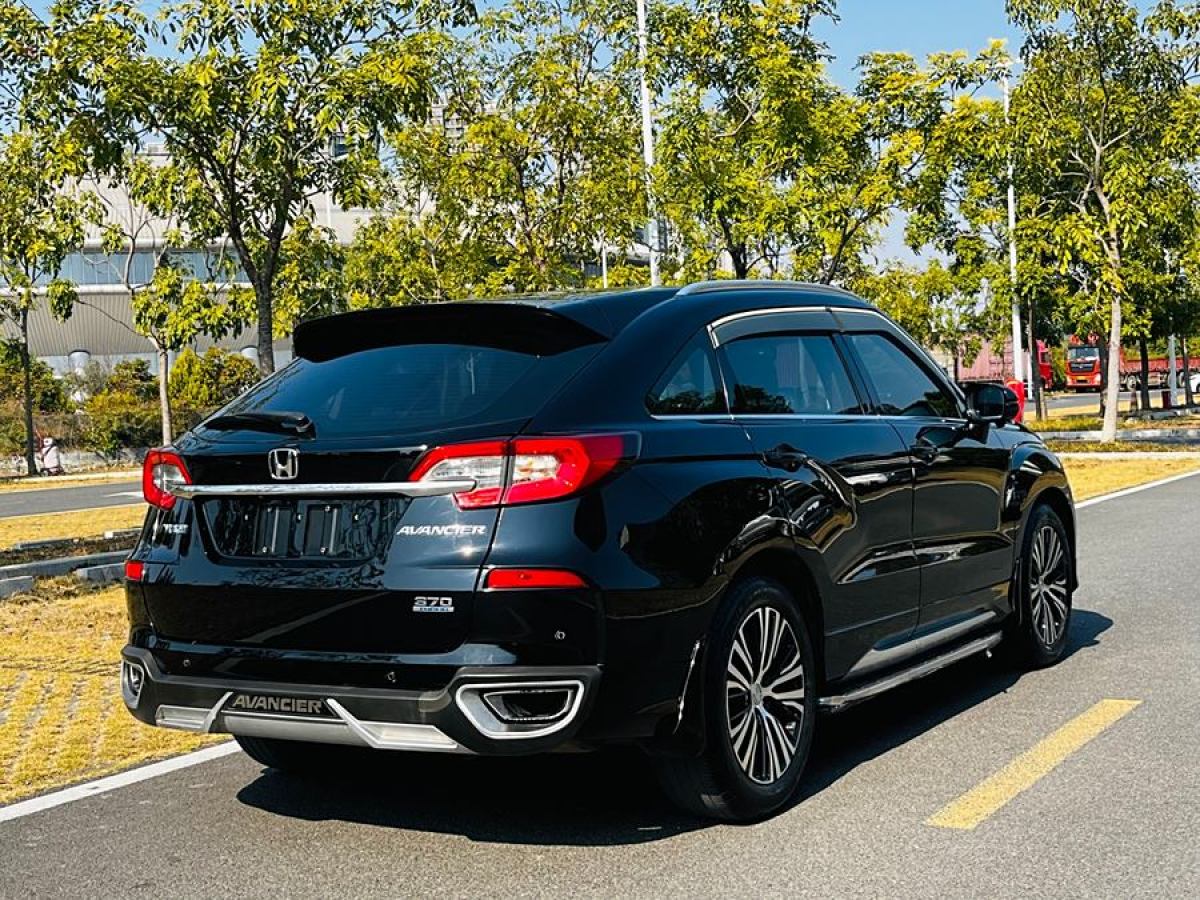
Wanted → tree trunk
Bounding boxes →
[1137,337,1151,412]
[1184,337,1194,408]
[156,341,173,446]
[1100,291,1123,442]
[19,309,37,476]
[255,281,275,375]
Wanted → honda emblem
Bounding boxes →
[268,448,299,481]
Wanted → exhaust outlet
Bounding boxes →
[481,688,574,724]
[455,680,585,740]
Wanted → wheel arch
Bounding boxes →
[728,547,827,690]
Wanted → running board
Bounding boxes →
[819,631,1004,712]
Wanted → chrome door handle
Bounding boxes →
[763,444,810,472]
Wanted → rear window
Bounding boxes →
[209,344,599,437]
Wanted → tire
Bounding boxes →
[235,735,362,773]
[1006,504,1073,668]
[656,576,817,822]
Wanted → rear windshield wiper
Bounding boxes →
[202,411,316,438]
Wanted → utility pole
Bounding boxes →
[1002,70,1023,386]
[635,0,660,286]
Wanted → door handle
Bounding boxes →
[910,439,938,463]
[763,444,810,472]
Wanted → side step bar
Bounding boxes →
[819,631,1003,712]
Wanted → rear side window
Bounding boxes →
[647,333,726,415]
[212,343,599,437]
[722,334,862,415]
[847,333,959,418]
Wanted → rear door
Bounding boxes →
[711,310,919,680]
[141,306,606,656]
[837,318,1013,635]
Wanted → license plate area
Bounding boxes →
[203,497,404,561]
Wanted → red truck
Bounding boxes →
[956,339,1053,388]
[1065,341,1177,392]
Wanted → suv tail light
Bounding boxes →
[410,434,638,509]
[143,449,191,510]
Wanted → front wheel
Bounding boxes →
[1006,504,1073,668]
[655,577,817,821]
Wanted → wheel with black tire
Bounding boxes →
[1007,504,1072,668]
[235,735,361,773]
[656,576,817,822]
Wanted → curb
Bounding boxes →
[0,575,34,598]
[0,550,130,580]
[74,562,125,584]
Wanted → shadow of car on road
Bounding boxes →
[235,607,1112,844]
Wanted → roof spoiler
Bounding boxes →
[293,303,608,362]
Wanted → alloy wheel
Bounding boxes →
[1029,524,1069,647]
[725,607,806,785]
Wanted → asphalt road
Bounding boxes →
[2,475,1198,898]
[0,480,142,517]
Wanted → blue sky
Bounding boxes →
[815,1,1022,87]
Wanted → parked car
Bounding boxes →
[122,281,1077,821]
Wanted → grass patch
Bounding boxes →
[1046,440,1197,454]
[0,585,224,806]
[1030,412,1200,433]
[0,505,146,550]
[1062,456,1200,501]
[0,472,139,493]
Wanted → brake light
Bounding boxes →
[124,560,145,582]
[142,449,191,510]
[485,568,588,589]
[410,434,637,509]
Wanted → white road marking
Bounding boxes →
[105,491,144,499]
[0,742,241,824]
[1075,467,1200,509]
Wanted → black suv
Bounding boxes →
[122,281,1076,821]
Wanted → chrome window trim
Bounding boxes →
[169,479,477,500]
[708,305,834,340]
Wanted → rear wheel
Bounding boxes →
[235,735,363,773]
[656,577,817,822]
[1007,504,1072,667]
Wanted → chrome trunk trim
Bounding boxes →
[169,479,476,499]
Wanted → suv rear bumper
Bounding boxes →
[121,647,601,756]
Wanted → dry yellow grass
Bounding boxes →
[0,586,223,806]
[0,504,146,550]
[0,472,139,493]
[1062,456,1200,501]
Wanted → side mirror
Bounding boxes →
[961,382,1019,426]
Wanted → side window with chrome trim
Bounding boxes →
[722,334,862,415]
[847,332,959,418]
[646,333,727,416]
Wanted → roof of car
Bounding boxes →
[292,281,873,361]
[508,280,869,335]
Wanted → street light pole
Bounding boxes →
[635,0,661,286]
[1003,71,1024,386]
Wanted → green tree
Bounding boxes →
[1009,0,1200,440]
[0,130,95,474]
[168,347,259,429]
[24,0,471,375]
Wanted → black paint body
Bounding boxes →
[124,283,1076,754]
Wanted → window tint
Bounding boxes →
[722,334,862,415]
[647,333,726,415]
[211,343,600,437]
[848,333,959,418]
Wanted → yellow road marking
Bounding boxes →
[927,699,1142,831]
